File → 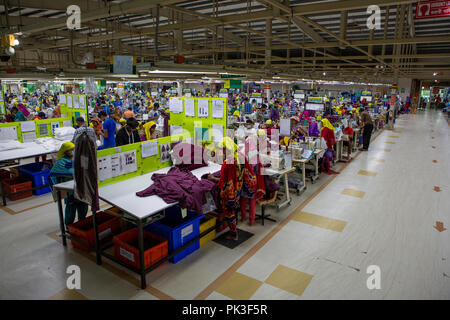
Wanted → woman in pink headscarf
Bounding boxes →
[17,102,30,118]
[299,110,311,121]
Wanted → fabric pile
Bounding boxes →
[54,127,76,141]
[35,137,64,151]
[136,166,216,214]
[0,140,27,152]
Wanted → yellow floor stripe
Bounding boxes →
[265,265,313,296]
[48,288,88,300]
[292,211,347,232]
[215,272,263,300]
[388,135,399,138]
[357,170,377,177]
[380,148,391,152]
[369,158,385,163]
[341,188,365,199]
[385,141,396,144]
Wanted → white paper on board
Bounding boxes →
[63,120,72,127]
[212,124,223,143]
[0,126,18,141]
[22,131,36,143]
[38,123,49,136]
[170,98,183,113]
[170,125,183,136]
[141,140,158,158]
[73,96,80,109]
[20,121,36,133]
[280,118,290,136]
[97,155,112,181]
[197,99,209,118]
[121,150,137,174]
[59,95,67,104]
[79,96,86,110]
[142,114,149,121]
[0,104,5,114]
[212,99,224,119]
[51,122,60,135]
[111,154,121,177]
[67,96,73,109]
[184,98,195,117]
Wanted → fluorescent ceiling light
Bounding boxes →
[146,70,218,74]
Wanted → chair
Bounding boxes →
[255,191,278,225]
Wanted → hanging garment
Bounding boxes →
[136,166,216,214]
[73,131,100,212]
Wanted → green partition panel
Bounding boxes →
[0,117,72,142]
[169,97,227,145]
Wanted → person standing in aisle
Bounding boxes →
[359,112,374,151]
[123,107,135,119]
[116,118,141,146]
[49,142,88,227]
[97,111,117,150]
[320,118,339,175]
[207,137,243,241]
[244,98,253,115]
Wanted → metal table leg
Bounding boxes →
[300,162,307,193]
[0,175,6,206]
[137,219,147,289]
[92,210,102,265]
[56,190,67,247]
[277,173,291,209]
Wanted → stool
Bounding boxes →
[255,191,278,225]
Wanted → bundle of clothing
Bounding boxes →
[171,142,208,171]
[54,127,76,141]
[136,166,216,214]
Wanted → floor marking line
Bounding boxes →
[194,129,384,300]
[0,200,54,215]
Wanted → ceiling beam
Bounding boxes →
[12,0,187,34]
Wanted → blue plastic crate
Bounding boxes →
[16,162,52,195]
[145,206,204,264]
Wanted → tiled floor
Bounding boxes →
[1,110,449,300]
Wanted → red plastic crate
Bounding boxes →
[208,211,227,233]
[2,177,32,201]
[0,169,11,180]
[68,211,121,252]
[113,228,168,270]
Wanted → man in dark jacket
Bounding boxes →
[116,118,141,146]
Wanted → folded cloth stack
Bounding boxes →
[54,127,76,141]
[0,140,27,152]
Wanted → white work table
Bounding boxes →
[0,141,60,162]
[53,161,223,290]
[54,162,222,220]
[0,138,69,206]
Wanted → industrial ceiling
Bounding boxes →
[1,0,449,83]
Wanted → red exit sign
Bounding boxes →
[415,0,450,19]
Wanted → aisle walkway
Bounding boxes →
[203,110,450,300]
[0,110,448,300]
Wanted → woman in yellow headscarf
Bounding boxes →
[143,121,158,140]
[320,118,339,175]
[49,142,88,226]
[207,137,243,241]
